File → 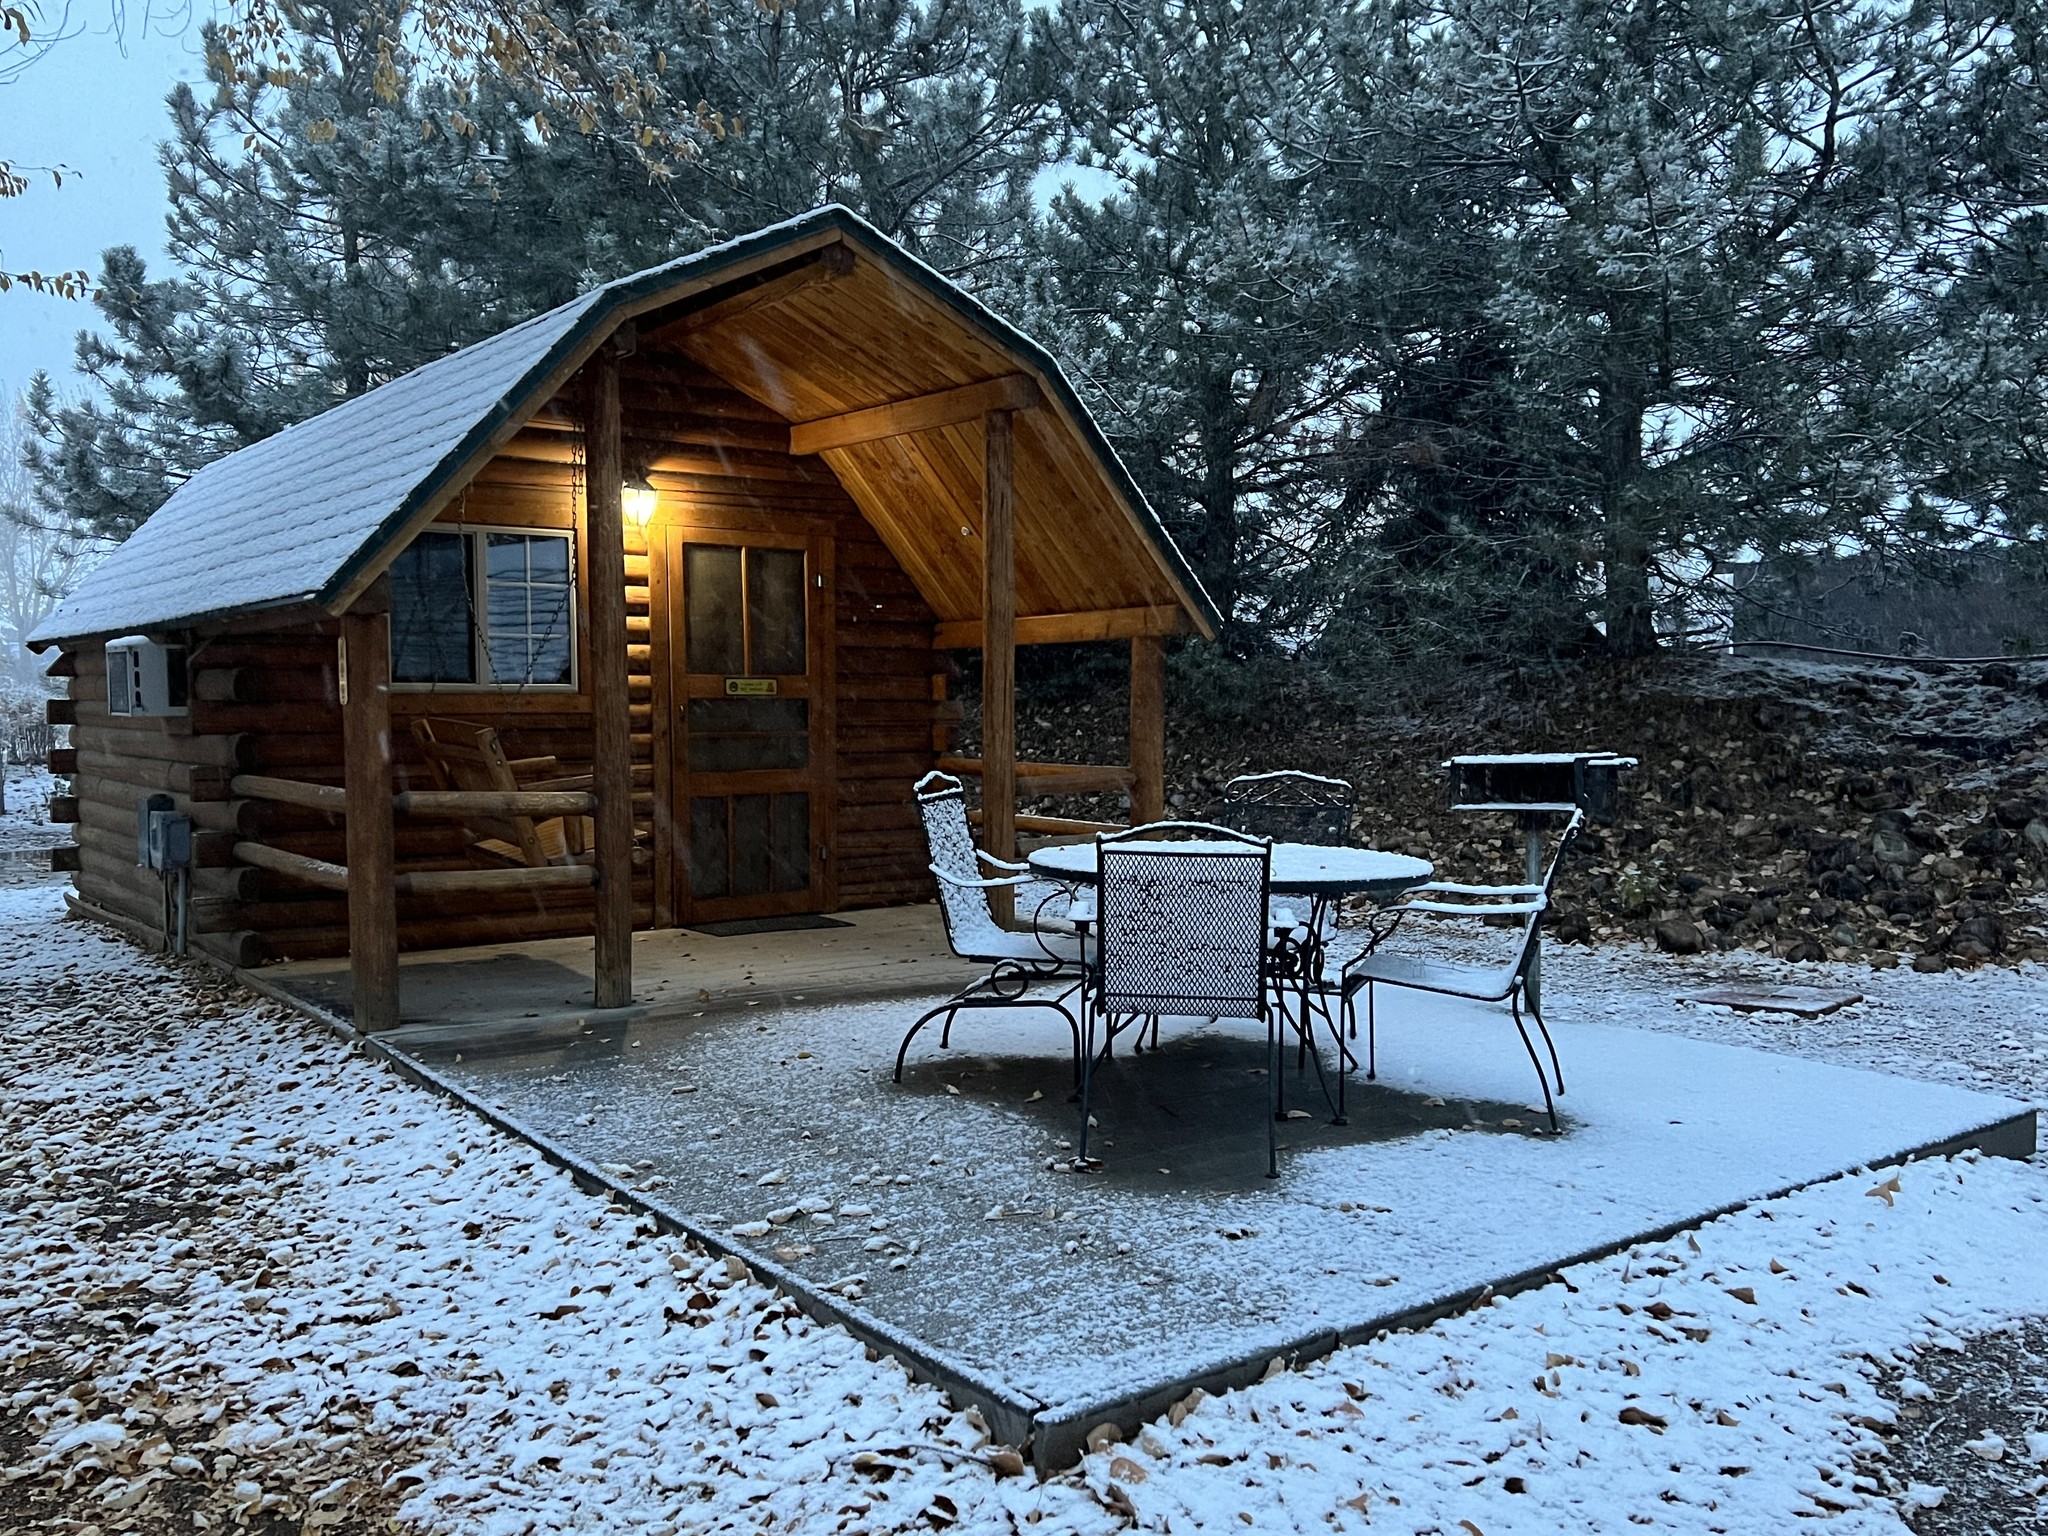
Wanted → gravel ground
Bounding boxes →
[1875,1318,2048,1535]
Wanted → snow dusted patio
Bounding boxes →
[248,906,2036,1469]
[6,867,2048,1533]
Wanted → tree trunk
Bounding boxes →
[1191,372,1239,622]
[1599,346,1656,657]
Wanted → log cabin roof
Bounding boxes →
[33,205,1219,648]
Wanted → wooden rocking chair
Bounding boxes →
[410,718,595,868]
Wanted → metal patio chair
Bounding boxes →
[1338,810,1585,1132]
[1207,769,1357,1062]
[893,772,1087,1086]
[1077,823,1289,1176]
[1216,769,1356,847]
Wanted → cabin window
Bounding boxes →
[390,526,577,690]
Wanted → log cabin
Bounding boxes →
[30,206,1221,1027]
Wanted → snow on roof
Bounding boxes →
[33,291,606,646]
[34,206,1218,646]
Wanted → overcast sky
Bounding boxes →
[2,7,210,405]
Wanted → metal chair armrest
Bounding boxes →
[1402,897,1546,917]
[1417,880,1543,897]
[976,850,1032,875]
[930,863,1031,891]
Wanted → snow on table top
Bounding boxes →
[1028,841,1434,894]
[1444,752,1639,766]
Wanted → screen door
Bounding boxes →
[668,530,832,921]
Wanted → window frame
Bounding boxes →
[389,522,581,695]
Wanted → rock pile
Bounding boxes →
[991,652,2048,970]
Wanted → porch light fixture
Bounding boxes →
[622,475,659,528]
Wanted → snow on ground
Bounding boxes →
[0,763,61,868]
[1539,940,2048,1110]
[397,945,2030,1423]
[1358,917,2048,1111]
[2,878,2046,1534]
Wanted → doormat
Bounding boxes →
[1684,983,1865,1018]
[686,914,855,938]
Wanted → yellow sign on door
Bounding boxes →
[725,677,778,697]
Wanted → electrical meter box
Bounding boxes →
[106,635,189,717]
[135,793,192,870]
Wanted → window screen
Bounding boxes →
[686,698,810,773]
[391,531,475,683]
[684,542,806,675]
[389,527,575,688]
[684,545,744,675]
[483,532,573,685]
[747,547,807,674]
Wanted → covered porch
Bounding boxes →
[244,210,1218,1029]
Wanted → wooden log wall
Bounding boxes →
[58,347,941,965]
[60,612,653,965]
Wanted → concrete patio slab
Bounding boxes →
[251,914,2035,1469]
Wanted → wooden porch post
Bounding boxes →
[1129,634,1166,826]
[340,602,399,1031]
[982,407,1017,925]
[585,345,635,1007]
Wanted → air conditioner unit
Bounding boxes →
[106,635,190,717]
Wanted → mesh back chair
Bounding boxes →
[1339,810,1585,1131]
[1217,771,1356,846]
[1080,823,1286,1176]
[1217,769,1356,943]
[894,772,1086,1086]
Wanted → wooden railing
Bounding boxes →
[936,756,1135,795]
[967,810,1123,837]
[228,776,602,896]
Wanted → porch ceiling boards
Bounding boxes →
[655,251,1203,639]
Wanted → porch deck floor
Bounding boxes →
[253,909,2035,1466]
[260,904,984,1046]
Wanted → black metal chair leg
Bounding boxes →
[895,994,967,1083]
[1511,991,1560,1133]
[1266,1012,1280,1178]
[1333,1003,1348,1125]
[1077,1007,1099,1166]
[937,1006,962,1049]
[1366,982,1377,1080]
[1274,1017,1287,1118]
[1049,1001,1082,1090]
[1530,997,1564,1095]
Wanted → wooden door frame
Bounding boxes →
[661,523,837,925]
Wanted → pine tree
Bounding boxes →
[1015,0,1363,635]
[1311,0,2040,658]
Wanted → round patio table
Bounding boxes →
[1026,839,1433,898]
